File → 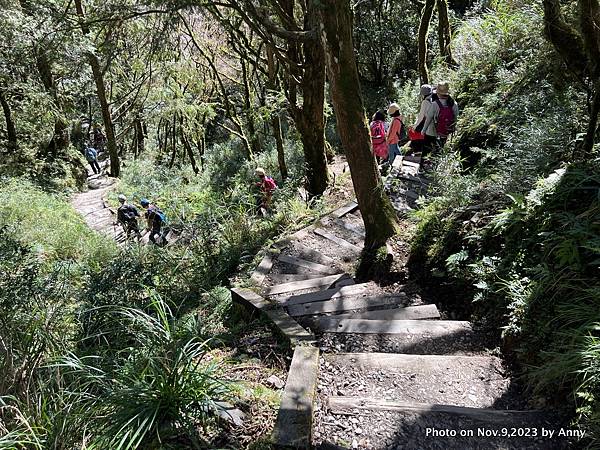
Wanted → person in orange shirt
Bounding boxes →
[386,103,404,165]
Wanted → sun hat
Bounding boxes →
[387,103,400,115]
[436,81,450,96]
[118,194,126,203]
[255,167,266,177]
[420,84,433,97]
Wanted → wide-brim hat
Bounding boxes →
[436,82,450,96]
[255,167,266,176]
[387,103,400,115]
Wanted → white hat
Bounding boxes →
[118,194,126,203]
[387,103,400,115]
[255,167,266,176]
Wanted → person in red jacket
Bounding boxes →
[255,167,277,215]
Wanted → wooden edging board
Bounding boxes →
[288,293,408,317]
[327,397,543,424]
[273,345,320,449]
[263,273,351,296]
[230,288,315,347]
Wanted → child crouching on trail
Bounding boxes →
[255,167,277,217]
[370,111,388,164]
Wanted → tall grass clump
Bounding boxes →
[0,179,117,268]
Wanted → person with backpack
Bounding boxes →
[116,194,141,239]
[386,103,405,165]
[255,167,277,216]
[140,198,167,245]
[428,81,459,148]
[410,84,435,154]
[84,144,101,175]
[370,111,389,163]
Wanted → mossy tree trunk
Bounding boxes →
[436,0,457,67]
[267,48,288,180]
[0,86,17,149]
[318,0,398,250]
[74,0,120,176]
[418,0,436,85]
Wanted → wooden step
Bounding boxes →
[333,218,365,238]
[326,352,498,372]
[277,283,380,306]
[263,273,351,296]
[324,304,440,321]
[288,293,408,317]
[278,254,339,275]
[272,346,320,448]
[331,200,359,218]
[316,318,471,335]
[292,244,336,266]
[267,273,318,284]
[251,251,277,286]
[327,397,542,425]
[313,228,362,252]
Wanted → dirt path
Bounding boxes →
[71,163,128,243]
[248,155,571,449]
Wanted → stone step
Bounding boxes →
[318,304,440,321]
[288,293,408,318]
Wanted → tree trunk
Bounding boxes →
[180,115,199,174]
[134,118,145,158]
[0,87,17,149]
[74,0,120,176]
[169,114,177,168]
[318,0,398,250]
[267,47,288,180]
[281,0,329,197]
[542,0,587,77]
[418,0,436,85]
[436,0,457,67]
[241,57,261,155]
[582,80,600,155]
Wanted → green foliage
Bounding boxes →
[0,179,116,267]
[408,0,600,441]
[61,297,234,449]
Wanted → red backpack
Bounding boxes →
[435,99,456,137]
[370,121,386,144]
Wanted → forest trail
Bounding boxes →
[70,162,128,243]
[240,155,570,450]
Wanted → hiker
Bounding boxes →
[84,144,101,175]
[140,198,167,245]
[386,103,405,166]
[370,111,389,163]
[116,194,141,239]
[410,84,437,155]
[255,167,277,216]
[92,124,107,154]
[427,81,460,148]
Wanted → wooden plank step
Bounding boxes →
[293,243,336,266]
[316,319,471,335]
[327,397,543,424]
[267,273,318,284]
[402,160,421,169]
[263,274,351,296]
[230,288,315,346]
[333,218,366,238]
[313,228,362,252]
[331,200,358,218]
[326,352,497,372]
[278,254,339,275]
[328,274,355,289]
[273,346,320,449]
[251,251,277,286]
[288,293,408,317]
[277,283,378,306]
[327,304,440,321]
